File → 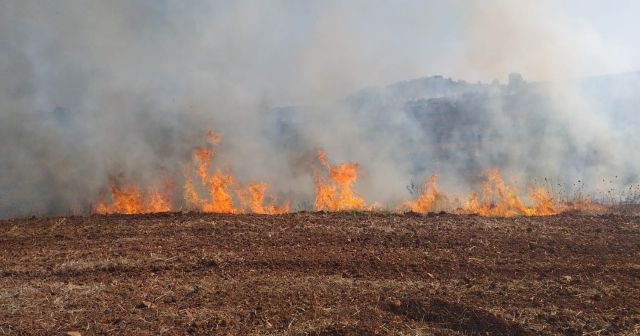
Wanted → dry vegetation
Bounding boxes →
[0,212,639,335]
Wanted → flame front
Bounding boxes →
[399,169,603,217]
[94,130,288,215]
[93,183,171,215]
[462,169,537,217]
[183,139,237,213]
[399,174,448,212]
[313,150,368,211]
[91,130,605,217]
[236,182,289,214]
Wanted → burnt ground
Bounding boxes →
[0,212,639,336]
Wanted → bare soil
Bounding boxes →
[0,212,639,335]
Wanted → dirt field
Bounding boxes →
[0,212,638,335]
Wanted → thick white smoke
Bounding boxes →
[1,1,639,217]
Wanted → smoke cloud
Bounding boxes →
[1,0,639,217]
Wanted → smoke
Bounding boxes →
[1,1,639,217]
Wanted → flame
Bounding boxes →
[527,185,557,216]
[204,129,221,145]
[183,136,236,212]
[398,171,560,216]
[183,130,289,213]
[312,150,368,211]
[94,130,288,215]
[182,132,237,213]
[93,182,171,215]
[459,170,604,216]
[91,129,607,217]
[562,197,606,212]
[399,169,604,217]
[185,171,237,213]
[236,182,289,214]
[398,174,448,212]
[461,169,537,217]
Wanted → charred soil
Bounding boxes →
[0,212,639,335]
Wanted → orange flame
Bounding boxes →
[183,135,236,212]
[398,169,604,217]
[94,130,288,215]
[562,197,606,213]
[236,182,289,214]
[526,185,557,216]
[462,169,537,217]
[312,150,368,211]
[183,130,289,213]
[91,130,607,217]
[93,182,171,215]
[398,174,448,212]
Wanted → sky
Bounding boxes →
[3,1,639,105]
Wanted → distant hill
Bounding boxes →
[271,71,640,186]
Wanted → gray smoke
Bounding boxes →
[1,1,639,217]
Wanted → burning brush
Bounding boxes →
[92,130,604,217]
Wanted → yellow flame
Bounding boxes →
[313,149,368,211]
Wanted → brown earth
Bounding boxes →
[0,212,639,335]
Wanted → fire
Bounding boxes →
[399,174,448,212]
[93,182,171,215]
[459,170,605,216]
[526,185,557,216]
[183,137,237,213]
[183,131,290,214]
[94,130,288,215]
[91,129,606,217]
[184,170,237,213]
[461,169,540,217]
[236,182,289,214]
[562,197,606,213]
[312,150,368,211]
[400,169,604,217]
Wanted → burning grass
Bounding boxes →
[94,130,289,215]
[91,129,612,218]
[400,171,605,217]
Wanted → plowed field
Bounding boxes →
[1,212,639,335]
